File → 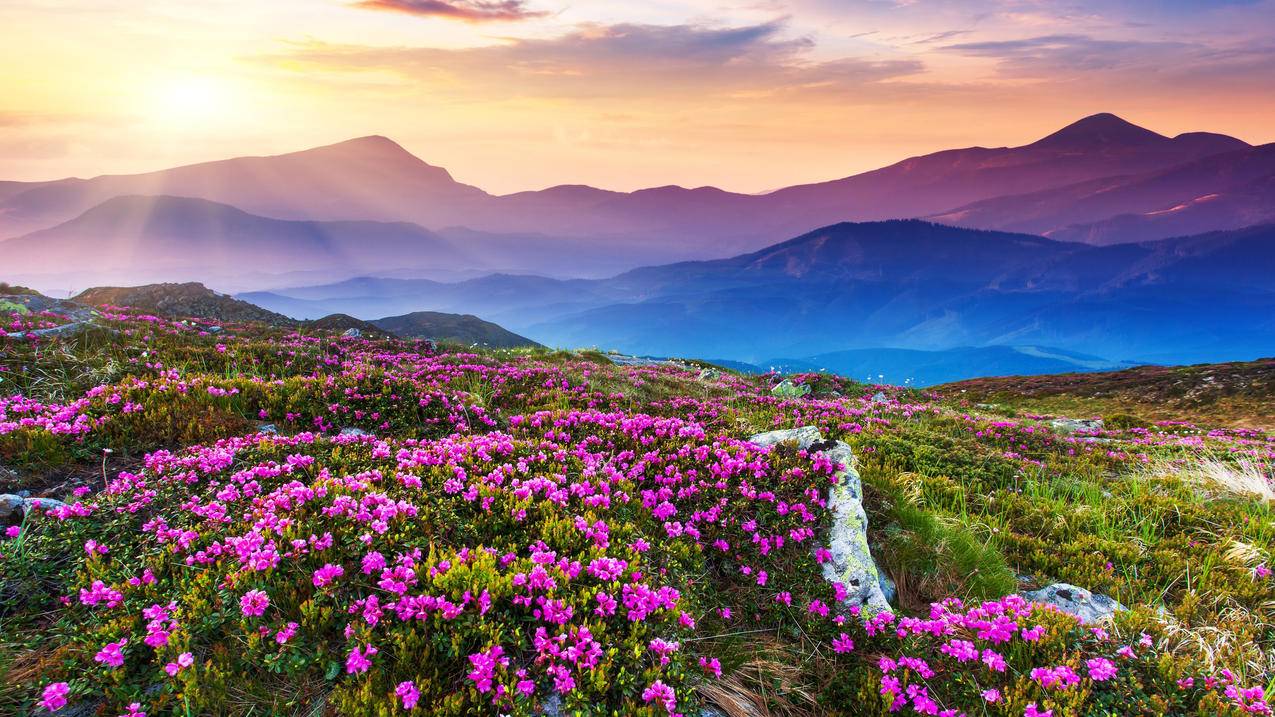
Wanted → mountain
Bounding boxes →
[306,314,396,338]
[930,143,1275,244]
[245,220,1275,368]
[768,345,1135,387]
[0,136,486,238]
[370,311,541,349]
[1,195,473,289]
[75,282,296,325]
[2,114,1262,288]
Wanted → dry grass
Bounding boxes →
[1149,455,1275,503]
[697,639,820,717]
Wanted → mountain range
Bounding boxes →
[242,220,1275,368]
[3,113,1272,291]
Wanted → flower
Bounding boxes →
[164,652,194,676]
[395,681,420,710]
[1087,657,1118,682]
[641,680,677,714]
[346,644,377,674]
[239,589,269,617]
[94,638,128,668]
[41,682,70,712]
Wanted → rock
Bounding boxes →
[871,391,888,403]
[1049,418,1104,434]
[342,328,362,338]
[697,367,721,381]
[257,423,278,435]
[747,426,892,614]
[0,493,67,519]
[770,380,811,399]
[0,493,24,521]
[1022,583,1126,624]
[207,326,223,334]
[338,427,370,437]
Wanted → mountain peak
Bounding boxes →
[1030,113,1168,149]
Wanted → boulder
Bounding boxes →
[1022,583,1126,624]
[207,326,223,334]
[697,367,722,381]
[338,427,370,437]
[1049,418,1104,434]
[342,328,362,338]
[256,423,279,435]
[871,391,888,403]
[0,493,25,521]
[748,427,893,614]
[770,380,811,399]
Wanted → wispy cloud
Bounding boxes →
[350,0,547,23]
[272,19,924,100]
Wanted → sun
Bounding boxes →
[146,75,236,128]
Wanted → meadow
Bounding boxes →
[1,306,1273,716]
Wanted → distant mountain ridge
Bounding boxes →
[242,220,1275,367]
[2,113,1268,292]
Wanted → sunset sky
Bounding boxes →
[2,0,1273,194]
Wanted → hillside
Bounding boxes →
[371,310,542,348]
[1,303,1272,715]
[939,357,1275,429]
[74,282,296,326]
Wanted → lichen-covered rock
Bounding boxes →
[770,380,811,399]
[748,426,893,614]
[342,328,362,338]
[1049,417,1104,434]
[338,427,370,437]
[1022,583,1126,624]
[0,493,24,521]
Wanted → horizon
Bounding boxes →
[5,111,1267,196]
[3,1,1274,193]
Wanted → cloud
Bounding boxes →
[946,33,1196,75]
[350,0,547,22]
[270,19,924,100]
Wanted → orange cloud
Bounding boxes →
[351,0,547,22]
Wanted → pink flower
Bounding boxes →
[41,682,70,712]
[832,633,855,653]
[1024,703,1053,717]
[395,681,420,710]
[275,622,299,644]
[94,638,128,668]
[117,703,146,717]
[982,689,1001,703]
[1087,657,1118,682]
[164,652,194,676]
[312,563,345,587]
[239,589,269,617]
[641,680,677,714]
[346,644,377,674]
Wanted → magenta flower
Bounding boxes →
[1087,657,1118,682]
[346,644,377,674]
[395,680,420,710]
[832,632,855,653]
[164,652,194,676]
[641,680,677,714]
[239,589,269,617]
[94,637,128,668]
[312,563,345,588]
[41,682,70,712]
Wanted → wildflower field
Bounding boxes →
[2,306,1273,716]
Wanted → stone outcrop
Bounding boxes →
[1049,417,1104,434]
[747,426,893,614]
[1022,583,1126,623]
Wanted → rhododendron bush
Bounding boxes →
[2,308,1273,715]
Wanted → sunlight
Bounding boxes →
[145,74,236,128]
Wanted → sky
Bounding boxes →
[2,0,1273,194]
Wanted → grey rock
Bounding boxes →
[342,328,362,338]
[1049,418,1104,434]
[257,423,278,435]
[770,379,811,399]
[207,326,223,334]
[338,427,370,437]
[747,426,892,615]
[1022,583,1126,624]
[1,493,67,519]
[0,493,24,521]
[697,367,722,381]
[604,353,675,368]
[871,391,888,403]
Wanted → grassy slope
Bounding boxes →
[1,306,1273,715]
[937,358,1275,430]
